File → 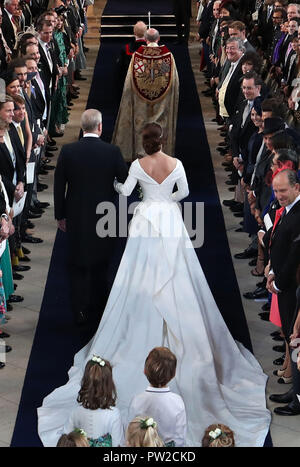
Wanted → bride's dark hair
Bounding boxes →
[142,122,163,155]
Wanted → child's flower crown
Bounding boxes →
[73,427,87,438]
[140,417,157,430]
[209,427,222,440]
[91,355,106,367]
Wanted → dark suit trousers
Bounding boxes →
[69,260,109,323]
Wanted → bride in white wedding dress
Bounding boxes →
[38,123,271,447]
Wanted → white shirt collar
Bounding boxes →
[83,133,99,138]
[146,386,170,393]
[147,42,159,47]
[12,121,20,128]
[286,194,300,213]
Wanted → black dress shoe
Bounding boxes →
[0,362,5,369]
[248,258,257,266]
[273,335,284,342]
[273,354,285,365]
[13,272,23,280]
[5,345,12,352]
[21,234,43,244]
[30,206,44,214]
[47,138,56,146]
[218,141,228,146]
[43,164,55,171]
[19,255,31,262]
[28,212,42,219]
[233,212,244,218]
[261,303,270,312]
[6,303,13,311]
[45,152,54,158]
[24,220,35,229]
[38,168,48,175]
[243,288,268,300]
[223,199,238,207]
[274,404,300,416]
[228,187,235,192]
[75,310,88,325]
[74,75,87,81]
[0,332,10,338]
[45,145,58,152]
[259,312,270,321]
[273,344,286,353]
[230,204,244,212]
[8,294,24,303]
[49,131,64,138]
[234,248,258,259]
[13,265,31,272]
[271,330,281,337]
[35,201,50,209]
[269,388,293,403]
[225,180,236,186]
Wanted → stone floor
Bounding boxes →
[0,1,299,448]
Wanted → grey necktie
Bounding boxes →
[241,101,252,127]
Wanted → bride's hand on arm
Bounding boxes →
[114,172,137,196]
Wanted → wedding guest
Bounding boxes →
[63,356,124,447]
[57,429,89,447]
[202,423,235,447]
[128,347,186,447]
[126,416,164,448]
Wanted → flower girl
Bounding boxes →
[63,356,124,447]
[126,416,164,447]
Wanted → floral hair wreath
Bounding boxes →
[208,427,223,440]
[91,355,106,366]
[73,427,87,438]
[140,417,157,430]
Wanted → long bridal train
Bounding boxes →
[38,159,270,447]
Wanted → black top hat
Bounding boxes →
[263,117,285,135]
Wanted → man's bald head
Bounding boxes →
[133,21,147,38]
[272,169,300,207]
[81,109,102,135]
[145,28,160,43]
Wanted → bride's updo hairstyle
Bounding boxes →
[202,424,235,447]
[77,356,117,410]
[142,122,163,155]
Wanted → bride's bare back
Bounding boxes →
[139,152,177,184]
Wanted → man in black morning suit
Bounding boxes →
[37,19,59,115]
[54,109,128,327]
[265,169,300,416]
[1,0,18,53]
[217,37,244,120]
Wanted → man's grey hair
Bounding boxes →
[4,0,17,5]
[226,36,246,53]
[288,3,300,13]
[81,109,102,132]
[145,28,160,43]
